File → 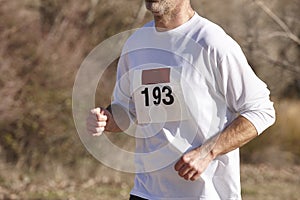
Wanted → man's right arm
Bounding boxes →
[86,104,131,135]
[87,49,134,135]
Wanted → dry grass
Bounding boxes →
[241,164,300,200]
[241,100,300,166]
[0,162,299,200]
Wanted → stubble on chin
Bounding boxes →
[145,0,173,17]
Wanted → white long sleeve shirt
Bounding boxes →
[112,12,275,200]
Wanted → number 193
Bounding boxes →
[141,86,175,107]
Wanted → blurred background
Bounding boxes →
[0,0,299,199]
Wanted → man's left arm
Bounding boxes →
[175,40,276,181]
[174,115,257,181]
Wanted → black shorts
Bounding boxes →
[129,194,148,200]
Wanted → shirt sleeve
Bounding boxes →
[111,53,137,123]
[218,43,275,134]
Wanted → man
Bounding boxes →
[86,0,275,199]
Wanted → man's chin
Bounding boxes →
[146,6,163,16]
[151,10,163,16]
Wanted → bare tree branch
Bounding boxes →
[253,51,300,74]
[254,0,300,45]
[260,31,297,41]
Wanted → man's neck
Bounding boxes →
[154,4,194,31]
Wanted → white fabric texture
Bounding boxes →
[112,12,275,200]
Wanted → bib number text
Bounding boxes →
[140,86,175,107]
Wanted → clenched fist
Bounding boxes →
[174,147,214,181]
[86,107,109,136]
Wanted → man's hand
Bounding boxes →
[86,107,109,136]
[174,116,258,181]
[174,147,214,181]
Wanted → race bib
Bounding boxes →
[133,67,190,124]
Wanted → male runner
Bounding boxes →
[86,0,275,199]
